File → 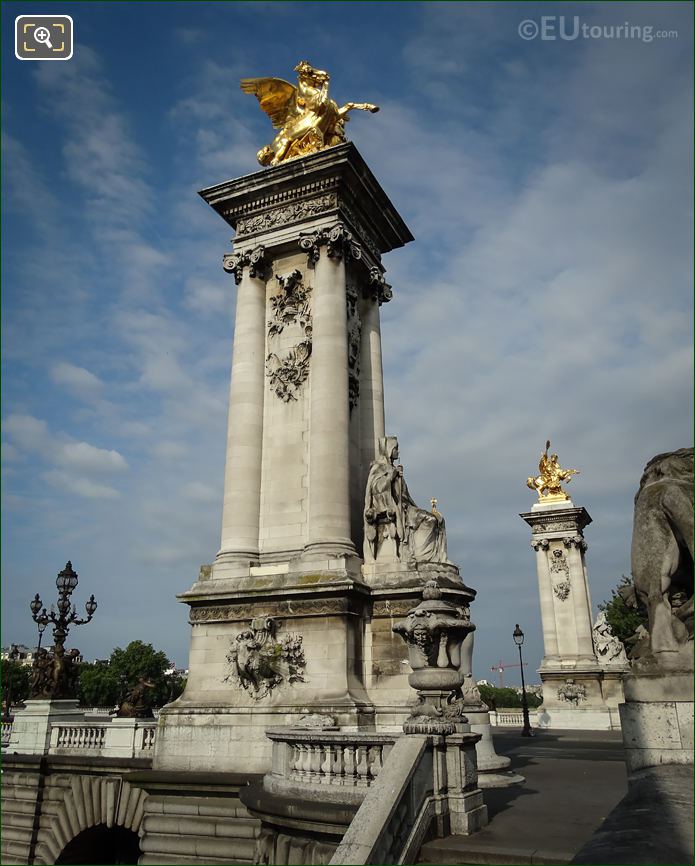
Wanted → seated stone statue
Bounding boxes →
[631,447,693,666]
[363,436,452,566]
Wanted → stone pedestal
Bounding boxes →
[619,667,693,776]
[521,500,622,729]
[155,144,418,773]
[7,699,83,755]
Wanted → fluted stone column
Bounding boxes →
[215,247,267,572]
[566,537,596,660]
[301,225,358,558]
[360,269,390,467]
[532,538,560,661]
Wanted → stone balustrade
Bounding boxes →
[52,723,107,751]
[1,720,13,747]
[48,719,157,758]
[489,709,538,727]
[265,728,398,804]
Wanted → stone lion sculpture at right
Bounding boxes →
[631,447,693,666]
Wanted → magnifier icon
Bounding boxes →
[34,26,53,49]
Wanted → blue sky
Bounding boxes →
[2,1,693,684]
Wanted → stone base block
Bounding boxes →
[619,669,693,775]
[535,705,613,730]
[463,707,525,788]
[8,700,83,756]
[448,789,488,835]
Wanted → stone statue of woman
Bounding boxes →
[363,436,452,565]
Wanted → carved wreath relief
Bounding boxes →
[225,616,306,700]
[557,681,587,705]
[266,269,313,402]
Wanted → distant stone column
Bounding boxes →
[359,268,391,466]
[532,537,560,661]
[565,536,596,659]
[301,224,359,557]
[215,246,268,571]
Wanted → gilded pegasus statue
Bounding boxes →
[241,60,379,166]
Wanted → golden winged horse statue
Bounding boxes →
[241,60,379,167]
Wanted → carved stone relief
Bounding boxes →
[549,548,569,575]
[557,681,587,705]
[225,616,306,700]
[268,270,312,338]
[553,580,571,602]
[266,269,313,402]
[266,342,312,402]
[368,266,393,305]
[531,520,579,534]
[190,597,351,624]
[236,193,338,236]
[346,283,362,412]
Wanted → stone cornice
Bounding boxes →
[198,143,413,258]
[519,506,592,535]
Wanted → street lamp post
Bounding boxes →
[28,562,97,699]
[513,624,534,737]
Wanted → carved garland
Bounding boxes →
[190,597,351,623]
[346,283,361,412]
[553,580,571,602]
[266,269,313,402]
[236,193,338,236]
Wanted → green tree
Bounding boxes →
[1,660,30,711]
[77,661,121,707]
[108,641,172,706]
[479,684,542,710]
[598,574,648,646]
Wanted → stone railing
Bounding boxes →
[489,709,538,727]
[52,723,107,751]
[1,719,13,748]
[330,732,487,866]
[265,728,398,804]
[49,719,157,758]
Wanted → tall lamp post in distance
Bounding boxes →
[28,562,97,699]
[513,624,534,738]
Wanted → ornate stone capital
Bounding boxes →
[563,535,587,551]
[222,245,268,284]
[298,222,362,266]
[368,266,393,305]
[532,537,550,552]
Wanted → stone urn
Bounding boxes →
[393,580,476,733]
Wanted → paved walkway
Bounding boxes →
[420,728,628,865]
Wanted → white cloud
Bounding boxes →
[51,362,104,397]
[56,441,127,475]
[44,470,120,500]
[181,481,218,503]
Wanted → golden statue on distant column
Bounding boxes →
[241,60,379,167]
[527,440,579,501]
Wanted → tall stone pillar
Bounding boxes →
[215,248,268,573]
[155,144,415,774]
[301,229,359,559]
[521,501,620,729]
